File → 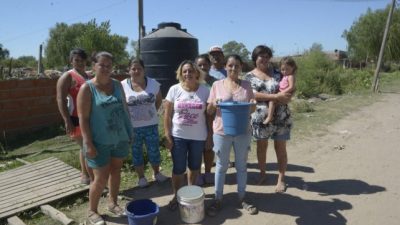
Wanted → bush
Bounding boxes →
[295,49,372,98]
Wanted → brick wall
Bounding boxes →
[0,79,60,141]
[0,74,129,142]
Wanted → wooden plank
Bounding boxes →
[40,205,74,225]
[0,166,80,191]
[0,157,59,179]
[0,158,63,180]
[0,168,80,196]
[7,216,26,225]
[0,184,88,218]
[15,158,31,165]
[0,164,75,190]
[0,157,89,219]
[0,178,85,212]
[0,176,81,204]
[0,170,81,202]
[0,176,84,209]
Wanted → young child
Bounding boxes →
[263,56,297,124]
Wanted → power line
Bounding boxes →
[0,0,127,44]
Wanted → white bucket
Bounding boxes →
[177,185,205,224]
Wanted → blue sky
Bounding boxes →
[0,0,389,58]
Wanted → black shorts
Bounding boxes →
[70,116,79,126]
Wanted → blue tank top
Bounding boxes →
[87,79,133,145]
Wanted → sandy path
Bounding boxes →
[105,93,400,225]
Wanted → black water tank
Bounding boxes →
[140,22,198,96]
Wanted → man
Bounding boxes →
[208,46,227,80]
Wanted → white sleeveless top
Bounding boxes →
[121,77,160,128]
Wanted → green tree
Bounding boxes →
[17,56,37,68]
[222,41,251,63]
[0,43,10,61]
[45,19,129,68]
[129,40,139,59]
[343,5,400,62]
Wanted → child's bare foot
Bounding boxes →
[263,117,272,125]
[275,181,287,193]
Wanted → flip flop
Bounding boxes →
[88,210,105,225]
[206,200,222,217]
[168,198,178,211]
[275,181,287,193]
[107,204,126,217]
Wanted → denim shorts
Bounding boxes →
[85,141,129,168]
[271,129,291,141]
[171,137,205,175]
[132,125,160,166]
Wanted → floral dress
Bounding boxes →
[244,70,292,139]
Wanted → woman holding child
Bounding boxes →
[244,45,293,193]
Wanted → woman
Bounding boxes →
[78,52,133,225]
[244,45,293,192]
[121,59,168,188]
[195,54,217,185]
[206,54,258,216]
[56,48,93,184]
[163,60,211,211]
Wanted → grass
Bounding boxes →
[0,71,399,224]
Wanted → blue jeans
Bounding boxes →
[213,133,251,200]
[171,137,205,175]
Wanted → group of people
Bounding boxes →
[56,44,296,224]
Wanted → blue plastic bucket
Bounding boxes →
[218,101,253,136]
[125,199,159,225]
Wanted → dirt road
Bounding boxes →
[106,93,400,225]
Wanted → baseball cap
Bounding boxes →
[209,45,223,53]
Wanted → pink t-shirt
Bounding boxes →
[207,79,254,135]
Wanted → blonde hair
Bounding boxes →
[176,60,205,83]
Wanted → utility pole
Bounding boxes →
[138,0,145,58]
[38,44,43,76]
[372,0,396,93]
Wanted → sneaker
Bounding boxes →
[204,173,214,184]
[195,174,204,186]
[153,172,168,183]
[138,177,149,188]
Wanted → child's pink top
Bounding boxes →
[279,75,289,92]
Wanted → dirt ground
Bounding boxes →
[99,93,400,225]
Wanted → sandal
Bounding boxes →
[88,210,105,225]
[108,204,126,217]
[80,173,91,185]
[241,201,258,215]
[168,198,179,211]
[206,200,222,217]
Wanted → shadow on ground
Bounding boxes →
[105,163,386,225]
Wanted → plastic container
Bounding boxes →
[177,185,205,223]
[125,199,159,225]
[218,101,253,135]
